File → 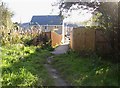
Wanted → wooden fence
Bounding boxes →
[70,27,95,52]
[40,31,62,47]
[95,30,112,55]
[51,31,62,47]
[0,27,62,47]
[70,27,112,55]
[31,31,62,47]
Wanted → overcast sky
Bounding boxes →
[3,0,59,23]
[3,0,93,24]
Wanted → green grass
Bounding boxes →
[1,44,54,86]
[52,51,119,86]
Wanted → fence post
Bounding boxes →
[95,30,96,53]
[61,22,65,43]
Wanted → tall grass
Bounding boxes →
[0,29,54,86]
[52,51,119,86]
[1,43,54,86]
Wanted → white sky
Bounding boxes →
[3,0,92,23]
[64,8,92,24]
[3,0,59,23]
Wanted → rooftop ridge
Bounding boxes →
[30,15,63,25]
[32,15,61,17]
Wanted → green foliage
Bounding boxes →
[1,43,54,86]
[52,51,119,86]
[0,23,55,86]
[0,1,13,29]
[0,32,32,46]
[41,40,54,51]
[24,33,54,51]
[0,29,47,47]
[54,1,119,58]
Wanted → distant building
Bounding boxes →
[30,15,63,34]
[19,22,30,30]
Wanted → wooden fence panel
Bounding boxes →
[85,29,95,51]
[70,28,95,52]
[70,27,112,55]
[95,30,111,55]
[51,31,62,47]
[70,32,73,49]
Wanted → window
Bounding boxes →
[55,26,58,28]
[45,26,47,29]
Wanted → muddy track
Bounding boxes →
[44,44,70,86]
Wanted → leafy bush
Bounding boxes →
[1,39,54,86]
[0,28,55,87]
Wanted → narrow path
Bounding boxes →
[44,44,70,86]
[51,44,69,55]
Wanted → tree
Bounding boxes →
[54,0,118,28]
[53,0,119,59]
[0,1,13,30]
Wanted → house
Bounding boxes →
[30,15,80,44]
[30,15,63,34]
[29,15,67,45]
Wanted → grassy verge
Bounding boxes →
[1,44,54,86]
[52,51,119,86]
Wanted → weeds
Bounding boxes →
[52,51,119,86]
[1,44,54,86]
[1,29,54,86]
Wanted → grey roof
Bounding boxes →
[64,23,78,27]
[30,15,63,25]
[64,23,84,28]
[19,22,30,29]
